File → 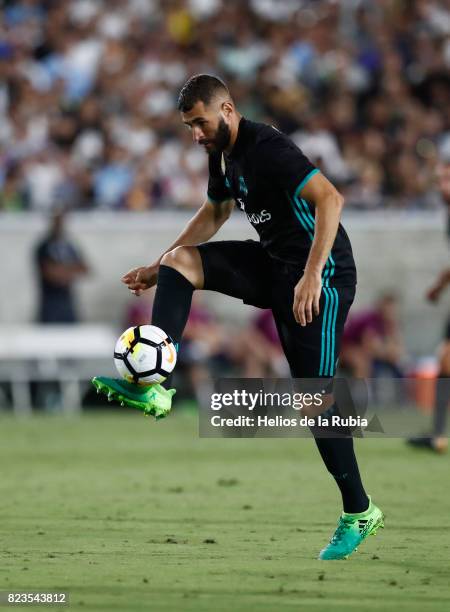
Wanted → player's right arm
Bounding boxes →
[122,196,233,293]
[163,197,234,248]
[123,152,233,294]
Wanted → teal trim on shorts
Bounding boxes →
[319,287,339,376]
[320,288,331,376]
[330,288,339,375]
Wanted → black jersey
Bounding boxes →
[207,117,356,287]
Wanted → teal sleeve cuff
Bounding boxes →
[294,168,321,197]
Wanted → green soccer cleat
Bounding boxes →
[91,377,175,419]
[318,497,384,560]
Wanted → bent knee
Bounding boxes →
[160,246,203,288]
[161,246,196,268]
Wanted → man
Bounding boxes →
[93,75,384,560]
[408,161,450,453]
[35,209,89,323]
[340,292,405,379]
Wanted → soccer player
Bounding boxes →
[408,161,450,453]
[93,75,384,560]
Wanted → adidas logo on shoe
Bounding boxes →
[358,517,374,537]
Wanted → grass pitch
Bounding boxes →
[1,409,449,612]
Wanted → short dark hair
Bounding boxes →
[177,74,229,112]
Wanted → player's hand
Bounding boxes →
[293,271,322,326]
[121,264,158,296]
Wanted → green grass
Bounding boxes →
[1,410,449,611]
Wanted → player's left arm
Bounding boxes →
[293,173,344,326]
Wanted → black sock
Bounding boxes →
[313,435,369,514]
[432,375,450,436]
[151,265,195,347]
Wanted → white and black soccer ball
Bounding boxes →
[114,325,177,385]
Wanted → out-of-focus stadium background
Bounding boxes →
[0,0,449,412]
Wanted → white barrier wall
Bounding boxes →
[0,211,448,356]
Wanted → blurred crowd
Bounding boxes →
[0,0,449,213]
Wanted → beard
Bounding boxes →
[202,118,231,154]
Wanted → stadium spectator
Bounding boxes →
[0,164,26,211]
[340,292,406,379]
[229,309,289,377]
[407,159,450,453]
[35,208,89,323]
[0,0,448,212]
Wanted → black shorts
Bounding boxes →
[446,317,450,340]
[197,240,355,379]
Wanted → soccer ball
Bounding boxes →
[114,325,177,385]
